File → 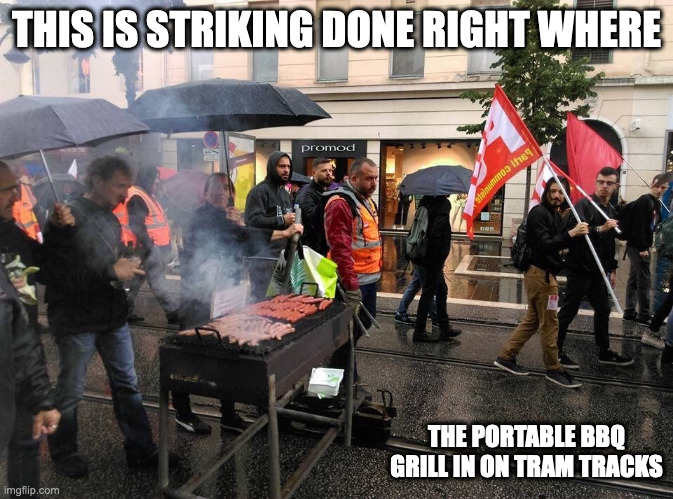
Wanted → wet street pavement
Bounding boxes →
[3,235,672,498]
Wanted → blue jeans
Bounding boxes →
[48,325,156,461]
[653,254,671,313]
[396,267,437,320]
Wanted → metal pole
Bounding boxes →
[39,150,60,204]
[344,321,354,447]
[220,131,234,206]
[268,374,281,499]
[546,161,624,315]
[158,385,169,490]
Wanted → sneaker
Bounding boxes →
[662,345,673,365]
[175,414,212,435]
[641,332,665,349]
[126,449,179,469]
[598,350,634,366]
[545,369,582,389]
[622,312,638,322]
[559,353,580,370]
[636,316,652,326]
[412,330,441,342]
[166,311,180,325]
[127,314,145,324]
[53,454,89,478]
[493,357,529,376]
[394,312,415,325]
[220,414,246,434]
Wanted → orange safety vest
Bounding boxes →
[113,186,170,247]
[326,188,382,285]
[12,183,42,243]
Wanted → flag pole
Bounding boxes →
[544,157,623,315]
[548,160,622,235]
[622,158,670,214]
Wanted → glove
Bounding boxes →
[345,288,362,314]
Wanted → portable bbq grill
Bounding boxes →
[158,301,355,498]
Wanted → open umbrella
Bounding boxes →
[129,78,331,134]
[398,165,473,196]
[0,95,149,201]
[32,173,85,209]
[160,170,209,214]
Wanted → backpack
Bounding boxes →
[405,206,429,260]
[655,215,673,259]
[511,219,532,271]
[616,200,637,243]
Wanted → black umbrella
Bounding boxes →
[32,173,85,209]
[399,165,473,196]
[0,95,149,158]
[0,95,149,202]
[128,78,331,134]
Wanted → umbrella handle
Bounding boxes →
[40,150,61,205]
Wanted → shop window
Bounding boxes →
[69,56,90,94]
[317,45,348,81]
[390,13,424,78]
[571,0,613,64]
[252,48,278,82]
[190,50,213,81]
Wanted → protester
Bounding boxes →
[556,167,633,367]
[244,151,295,299]
[113,166,179,324]
[494,178,589,388]
[177,173,303,434]
[297,157,333,256]
[409,195,462,342]
[43,156,171,478]
[0,165,62,498]
[394,269,437,326]
[0,163,43,331]
[324,158,382,379]
[621,174,669,327]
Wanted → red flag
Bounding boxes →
[463,85,542,238]
[566,113,623,203]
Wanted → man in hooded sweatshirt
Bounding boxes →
[244,152,295,299]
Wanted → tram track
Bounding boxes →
[80,390,673,498]
[75,316,673,394]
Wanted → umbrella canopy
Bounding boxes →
[0,95,149,159]
[159,170,209,214]
[32,173,85,208]
[157,166,178,181]
[129,78,331,134]
[398,165,473,196]
[290,172,312,185]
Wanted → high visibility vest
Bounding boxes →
[113,186,170,247]
[326,188,382,285]
[13,183,43,243]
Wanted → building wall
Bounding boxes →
[0,0,672,238]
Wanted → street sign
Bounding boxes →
[203,148,220,161]
[203,131,219,149]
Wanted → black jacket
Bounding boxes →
[180,203,272,328]
[0,217,42,284]
[244,152,293,255]
[563,195,618,275]
[0,267,53,453]
[296,179,329,256]
[42,196,128,335]
[527,200,572,276]
[411,196,452,270]
[622,193,660,252]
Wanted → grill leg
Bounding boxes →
[344,320,354,447]
[268,374,281,499]
[159,384,170,489]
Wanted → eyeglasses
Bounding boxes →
[596,180,617,187]
[0,184,19,194]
